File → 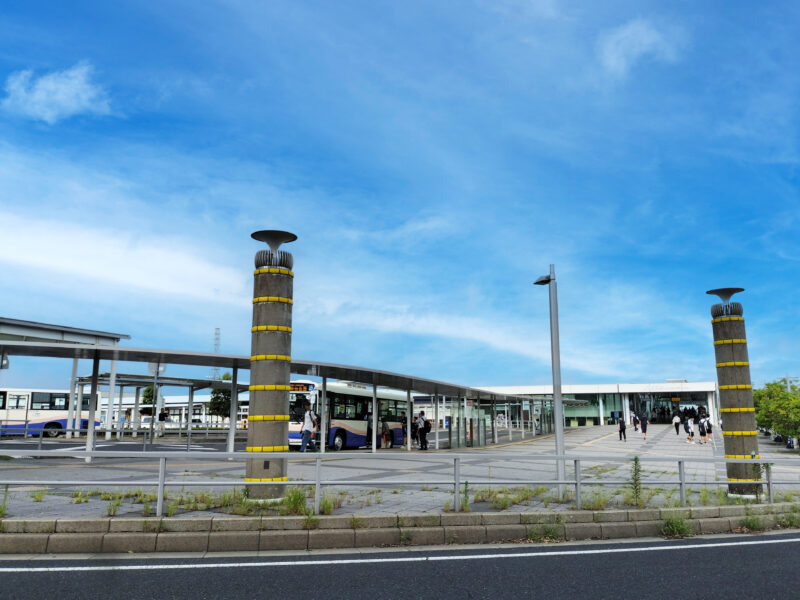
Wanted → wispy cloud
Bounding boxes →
[597,19,682,79]
[1,61,110,124]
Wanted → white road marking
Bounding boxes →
[1,535,799,573]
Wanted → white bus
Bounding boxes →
[0,388,100,437]
[284,380,410,450]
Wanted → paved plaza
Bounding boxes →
[0,425,798,519]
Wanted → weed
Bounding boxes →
[71,491,88,504]
[107,499,123,517]
[87,489,101,498]
[443,500,451,512]
[400,530,411,545]
[740,515,764,532]
[460,481,470,512]
[167,502,178,517]
[629,456,642,508]
[0,485,9,517]
[582,489,609,511]
[280,487,308,516]
[714,487,728,505]
[699,488,711,506]
[320,492,335,516]
[30,490,46,503]
[526,526,544,542]
[661,517,692,538]
[143,502,152,517]
[543,525,563,540]
[100,492,114,501]
[303,510,320,530]
[777,513,800,529]
[473,488,496,503]
[491,495,511,510]
[420,486,434,492]
[350,515,363,529]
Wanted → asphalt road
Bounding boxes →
[1,532,799,600]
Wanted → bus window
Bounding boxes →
[31,392,53,410]
[8,394,26,409]
[81,394,91,410]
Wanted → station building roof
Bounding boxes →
[0,317,129,345]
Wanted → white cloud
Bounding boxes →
[598,19,680,79]
[1,61,110,124]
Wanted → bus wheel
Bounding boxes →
[333,432,345,451]
[44,423,63,438]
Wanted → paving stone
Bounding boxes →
[0,534,49,553]
[102,533,157,553]
[359,515,397,529]
[160,518,212,532]
[719,505,746,517]
[564,523,602,540]
[308,529,355,549]
[485,524,526,542]
[444,526,486,544]
[399,514,441,527]
[481,513,521,525]
[261,530,308,551]
[317,516,354,529]
[211,517,260,531]
[690,507,720,519]
[47,533,104,553]
[400,527,444,545]
[634,521,663,537]
[699,518,731,534]
[156,533,209,552]
[601,522,637,539]
[628,509,660,521]
[208,531,260,552]
[441,513,482,526]
[56,519,109,533]
[594,510,628,522]
[260,516,307,530]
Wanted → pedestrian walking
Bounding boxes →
[632,414,640,432]
[618,416,627,441]
[706,416,713,437]
[411,414,419,448]
[640,414,648,441]
[157,408,168,437]
[299,400,318,452]
[698,415,707,444]
[685,417,695,443]
[417,411,428,450]
[672,413,681,435]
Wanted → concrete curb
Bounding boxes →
[0,503,797,554]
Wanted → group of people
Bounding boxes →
[409,411,431,450]
[618,413,648,441]
[673,413,713,444]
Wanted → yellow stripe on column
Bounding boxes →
[251,325,292,333]
[250,354,292,362]
[245,445,290,452]
[719,384,752,390]
[716,361,749,367]
[254,267,294,276]
[727,477,762,482]
[247,414,291,421]
[712,316,744,323]
[245,476,289,482]
[722,431,758,436]
[713,339,746,345]
[249,384,291,391]
[252,296,293,305]
[724,454,760,459]
[720,407,755,413]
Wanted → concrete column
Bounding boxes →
[84,356,100,461]
[66,358,78,439]
[132,387,141,438]
[406,389,412,451]
[708,289,760,495]
[434,394,439,450]
[246,230,296,497]
[372,382,377,453]
[491,398,497,444]
[226,367,238,453]
[116,385,125,440]
[186,386,194,448]
[320,377,327,454]
[598,397,604,426]
[104,358,117,440]
[74,383,85,437]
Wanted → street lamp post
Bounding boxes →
[535,264,566,496]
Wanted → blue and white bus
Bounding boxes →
[0,388,99,437]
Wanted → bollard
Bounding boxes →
[313,456,322,514]
[574,459,582,510]
[678,460,686,506]
[454,457,461,512]
[156,457,167,516]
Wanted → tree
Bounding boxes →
[141,386,154,405]
[754,381,800,438]
[208,372,232,419]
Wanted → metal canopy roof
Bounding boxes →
[0,317,130,344]
[76,373,250,392]
[0,341,527,402]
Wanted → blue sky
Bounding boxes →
[0,0,798,390]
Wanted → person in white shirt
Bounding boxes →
[417,411,428,450]
[672,414,681,436]
[300,400,318,452]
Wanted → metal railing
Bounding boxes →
[0,449,798,517]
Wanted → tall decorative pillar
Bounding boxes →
[246,230,296,498]
[707,288,761,495]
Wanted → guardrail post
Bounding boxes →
[156,457,167,516]
[766,463,773,504]
[313,456,322,515]
[454,457,461,512]
[142,430,148,452]
[574,459,582,510]
[24,419,29,438]
[678,460,686,506]
[37,430,44,452]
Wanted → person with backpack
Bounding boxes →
[411,414,419,448]
[685,417,694,444]
[300,400,318,452]
[417,411,428,450]
[618,415,626,441]
[632,414,639,432]
[698,415,707,444]
[639,413,648,441]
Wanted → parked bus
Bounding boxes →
[287,380,409,450]
[0,388,100,437]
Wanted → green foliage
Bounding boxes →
[0,485,9,517]
[279,486,308,516]
[208,372,233,418]
[141,386,154,406]
[630,456,643,507]
[320,492,335,516]
[777,513,800,528]
[754,381,800,438]
[30,490,45,502]
[661,516,692,537]
[350,515,363,529]
[461,481,470,512]
[302,510,320,530]
[583,489,610,511]
[740,515,764,531]
[699,488,711,506]
[107,499,123,516]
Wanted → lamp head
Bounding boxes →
[251,230,297,254]
[534,275,552,286]
[706,288,744,304]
